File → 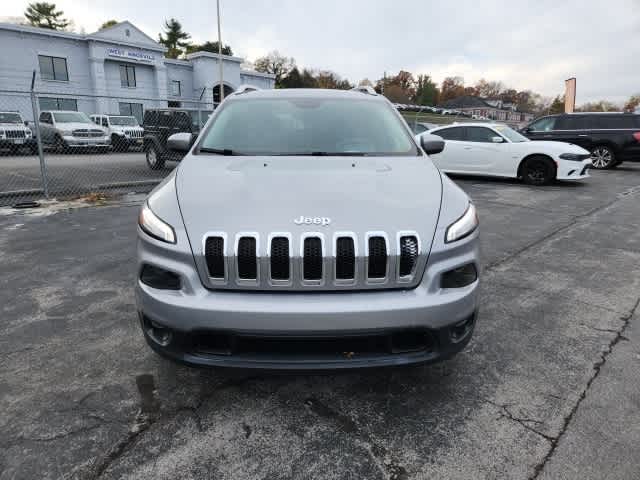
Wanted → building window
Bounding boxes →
[119,65,136,88]
[170,80,181,97]
[168,100,181,108]
[119,102,143,123]
[38,55,69,81]
[39,97,77,111]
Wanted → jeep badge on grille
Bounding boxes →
[294,216,331,226]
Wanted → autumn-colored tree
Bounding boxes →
[440,76,465,102]
[463,86,477,96]
[315,70,352,90]
[383,84,410,104]
[623,95,640,112]
[474,78,504,98]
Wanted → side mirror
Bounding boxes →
[420,133,445,155]
[523,127,533,133]
[24,120,29,126]
[491,136,504,143]
[167,132,194,152]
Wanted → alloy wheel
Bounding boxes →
[591,147,613,169]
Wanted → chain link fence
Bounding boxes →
[0,88,503,207]
[0,88,217,207]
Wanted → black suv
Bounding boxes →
[142,109,207,170]
[521,113,640,169]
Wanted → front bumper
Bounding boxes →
[62,135,110,147]
[556,159,591,181]
[0,137,35,148]
[135,225,480,370]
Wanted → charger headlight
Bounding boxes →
[138,203,176,244]
[445,203,478,243]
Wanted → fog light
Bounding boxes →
[143,316,173,347]
[140,264,181,290]
[441,263,478,289]
[450,314,475,343]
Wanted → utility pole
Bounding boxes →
[217,0,224,103]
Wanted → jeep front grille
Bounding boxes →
[6,130,26,139]
[202,231,424,291]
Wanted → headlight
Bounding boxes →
[559,153,590,161]
[138,203,176,244]
[445,203,478,243]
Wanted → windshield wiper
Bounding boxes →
[278,151,371,157]
[199,147,240,155]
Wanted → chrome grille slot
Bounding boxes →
[237,237,257,279]
[202,231,422,290]
[399,236,419,277]
[335,237,356,280]
[303,237,323,281]
[6,130,26,139]
[204,236,225,279]
[270,237,290,280]
[367,236,388,279]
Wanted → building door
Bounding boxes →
[213,84,235,104]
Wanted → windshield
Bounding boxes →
[494,125,529,143]
[198,97,418,156]
[109,116,138,126]
[53,112,91,124]
[0,113,22,123]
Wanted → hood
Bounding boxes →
[57,122,105,133]
[0,122,27,129]
[176,155,443,254]
[526,140,590,155]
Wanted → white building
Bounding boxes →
[0,21,275,121]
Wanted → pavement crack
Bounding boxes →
[304,397,408,480]
[82,409,157,480]
[486,400,553,442]
[529,296,640,479]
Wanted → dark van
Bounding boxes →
[521,113,640,169]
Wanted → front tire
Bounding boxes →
[145,144,165,170]
[590,145,616,169]
[54,134,67,153]
[521,156,555,185]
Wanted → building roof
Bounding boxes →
[440,95,532,114]
[441,96,490,109]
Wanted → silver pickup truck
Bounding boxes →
[37,110,110,151]
[136,86,480,370]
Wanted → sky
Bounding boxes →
[3,0,640,104]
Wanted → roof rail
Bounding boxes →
[233,85,261,96]
[351,85,378,96]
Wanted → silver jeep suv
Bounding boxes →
[136,87,480,369]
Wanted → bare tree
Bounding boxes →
[253,51,296,87]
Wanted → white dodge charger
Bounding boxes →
[421,123,592,185]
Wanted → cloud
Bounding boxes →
[5,0,640,103]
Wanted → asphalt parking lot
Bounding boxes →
[0,151,171,206]
[1,165,640,479]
